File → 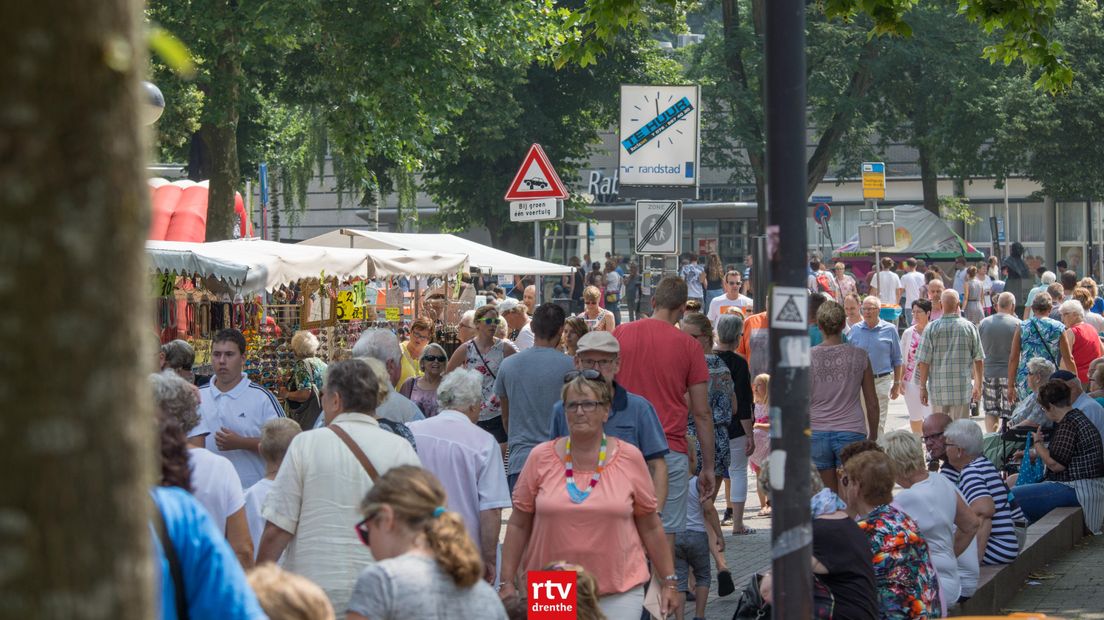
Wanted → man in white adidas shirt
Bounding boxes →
[190,328,284,489]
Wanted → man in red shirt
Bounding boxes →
[614,276,714,538]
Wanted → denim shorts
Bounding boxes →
[811,430,867,470]
[674,530,711,592]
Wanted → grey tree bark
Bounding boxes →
[0,0,155,617]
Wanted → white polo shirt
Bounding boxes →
[192,373,284,489]
[408,410,511,553]
[188,447,245,535]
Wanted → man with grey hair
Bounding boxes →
[1024,270,1057,319]
[917,290,984,420]
[159,339,196,382]
[350,328,424,424]
[979,292,1020,432]
[944,419,1023,565]
[409,369,510,582]
[498,298,533,350]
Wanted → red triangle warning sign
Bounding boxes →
[504,144,569,201]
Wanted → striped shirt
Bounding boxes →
[957,456,1023,565]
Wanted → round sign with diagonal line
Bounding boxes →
[635,200,681,255]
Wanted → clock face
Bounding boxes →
[619,85,700,187]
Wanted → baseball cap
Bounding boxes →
[1050,370,1077,382]
[497,298,522,314]
[576,332,620,355]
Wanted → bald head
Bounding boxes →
[927,279,945,302]
[941,289,960,314]
[996,292,1016,312]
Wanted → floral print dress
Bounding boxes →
[857,504,939,619]
[688,354,733,478]
[1016,317,1065,395]
[464,339,506,422]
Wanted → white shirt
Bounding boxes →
[872,271,903,305]
[311,387,424,430]
[408,410,511,552]
[263,413,421,612]
[893,472,963,610]
[193,374,284,489]
[707,294,754,325]
[188,447,245,535]
[606,270,623,296]
[513,323,535,351]
[244,478,275,561]
[901,271,925,305]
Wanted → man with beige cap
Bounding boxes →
[548,331,670,499]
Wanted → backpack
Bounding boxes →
[815,272,837,299]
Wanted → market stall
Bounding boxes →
[300,229,575,276]
[146,238,469,392]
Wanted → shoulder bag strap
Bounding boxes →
[1030,320,1059,366]
[472,341,497,380]
[329,424,380,482]
[152,499,189,620]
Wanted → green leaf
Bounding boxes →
[148,26,196,79]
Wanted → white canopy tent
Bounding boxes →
[300,229,574,276]
[146,239,468,294]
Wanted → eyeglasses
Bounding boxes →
[410,332,430,343]
[922,431,944,442]
[355,516,374,546]
[564,369,603,383]
[584,301,597,306]
[578,357,617,369]
[564,400,603,413]
[422,355,447,363]
[475,317,498,325]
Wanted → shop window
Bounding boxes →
[1019,203,1045,243]
[1058,202,1085,243]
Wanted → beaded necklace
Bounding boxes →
[564,434,608,504]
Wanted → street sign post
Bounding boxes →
[862,162,885,200]
[505,144,568,305]
[813,203,831,225]
[634,200,681,255]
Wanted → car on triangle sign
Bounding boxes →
[504,144,569,201]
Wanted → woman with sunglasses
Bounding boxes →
[446,305,516,452]
[399,343,447,418]
[499,372,676,619]
[578,285,616,332]
[347,466,506,620]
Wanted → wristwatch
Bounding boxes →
[663,574,678,588]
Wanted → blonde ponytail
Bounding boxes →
[360,466,484,588]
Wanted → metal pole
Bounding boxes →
[873,199,881,280]
[534,221,543,304]
[765,0,812,617]
[1004,184,1011,258]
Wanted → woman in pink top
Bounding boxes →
[809,301,880,492]
[498,372,675,619]
[1060,299,1103,384]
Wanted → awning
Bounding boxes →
[146,239,468,294]
[300,229,574,276]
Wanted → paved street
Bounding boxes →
[1003,536,1104,619]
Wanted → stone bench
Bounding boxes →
[950,507,1085,616]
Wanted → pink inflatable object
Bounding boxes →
[148,178,251,241]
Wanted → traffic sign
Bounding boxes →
[862,162,886,200]
[813,203,832,224]
[504,144,569,201]
[635,200,681,255]
[510,198,562,222]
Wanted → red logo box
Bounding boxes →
[527,570,577,619]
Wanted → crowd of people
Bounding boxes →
[144,247,1104,620]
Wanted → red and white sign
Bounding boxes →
[504,144,569,201]
[527,570,577,619]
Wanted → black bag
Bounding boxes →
[288,391,322,430]
[732,574,769,620]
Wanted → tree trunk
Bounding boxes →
[918,142,940,215]
[202,9,242,242]
[1,0,154,617]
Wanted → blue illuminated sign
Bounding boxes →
[621,97,694,154]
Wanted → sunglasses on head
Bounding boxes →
[564,368,603,383]
[422,355,447,363]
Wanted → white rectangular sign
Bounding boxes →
[509,198,561,222]
[635,200,681,255]
[619,85,700,188]
[771,286,808,331]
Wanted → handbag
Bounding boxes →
[731,573,834,620]
[1015,431,1046,486]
